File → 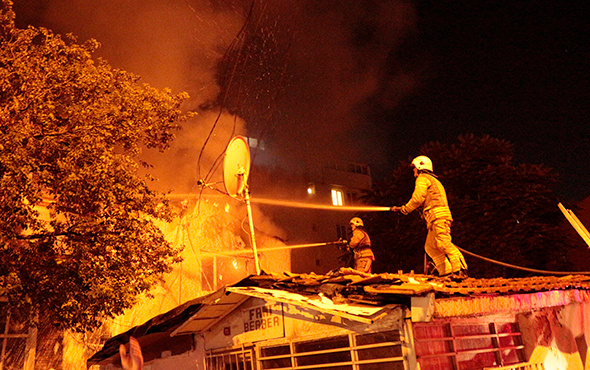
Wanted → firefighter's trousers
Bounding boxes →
[354,257,373,274]
[425,218,467,276]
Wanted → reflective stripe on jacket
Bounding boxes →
[350,228,374,260]
[401,172,452,224]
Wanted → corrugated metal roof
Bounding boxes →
[170,288,249,336]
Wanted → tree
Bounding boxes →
[363,135,583,278]
[0,0,191,331]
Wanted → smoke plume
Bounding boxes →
[15,0,420,189]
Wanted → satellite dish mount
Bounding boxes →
[223,136,261,275]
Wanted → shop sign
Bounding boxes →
[241,302,284,342]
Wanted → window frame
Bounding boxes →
[331,189,344,206]
[205,345,255,370]
[0,304,30,369]
[413,320,526,370]
[257,330,406,370]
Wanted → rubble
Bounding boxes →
[241,268,590,302]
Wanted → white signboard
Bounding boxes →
[241,302,284,342]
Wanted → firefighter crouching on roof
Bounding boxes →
[347,217,375,273]
[391,156,467,278]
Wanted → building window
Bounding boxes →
[346,192,355,205]
[245,136,265,151]
[326,162,370,176]
[331,189,343,206]
[206,346,254,370]
[295,335,351,368]
[258,330,404,370]
[0,303,29,369]
[307,183,315,195]
[336,224,347,240]
[413,321,525,370]
[260,345,292,369]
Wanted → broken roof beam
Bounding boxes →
[559,202,590,248]
[226,286,392,324]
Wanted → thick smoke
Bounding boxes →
[12,3,421,364]
[16,0,250,193]
[16,0,420,189]
[217,0,420,176]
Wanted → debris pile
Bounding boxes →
[240,268,590,302]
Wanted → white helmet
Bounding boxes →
[411,155,433,172]
[350,217,364,227]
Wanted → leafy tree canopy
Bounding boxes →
[363,134,584,278]
[0,0,192,331]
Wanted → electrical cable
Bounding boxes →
[202,0,274,185]
[190,0,257,217]
[196,0,294,186]
[457,246,590,276]
[196,0,256,186]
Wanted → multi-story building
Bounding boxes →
[246,135,374,274]
[251,158,373,274]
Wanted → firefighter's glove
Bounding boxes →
[338,239,349,251]
[391,206,408,215]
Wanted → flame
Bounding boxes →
[67,194,289,366]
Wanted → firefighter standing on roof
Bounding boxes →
[391,156,467,277]
[348,217,375,273]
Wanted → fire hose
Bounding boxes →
[200,240,348,257]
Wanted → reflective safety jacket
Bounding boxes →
[400,172,452,224]
[349,228,374,260]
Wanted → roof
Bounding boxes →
[231,268,590,305]
[88,268,590,366]
[87,292,208,366]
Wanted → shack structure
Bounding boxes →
[88,269,590,369]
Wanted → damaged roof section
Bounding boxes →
[237,267,590,301]
[88,268,590,366]
[87,288,250,366]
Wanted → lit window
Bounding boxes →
[331,189,343,206]
[307,184,316,195]
[246,137,258,148]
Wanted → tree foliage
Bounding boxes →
[363,135,583,278]
[0,0,191,331]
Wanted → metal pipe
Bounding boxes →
[244,187,261,274]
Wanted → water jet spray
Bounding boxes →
[200,240,348,257]
[214,136,396,275]
[250,198,393,212]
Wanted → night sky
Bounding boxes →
[13,1,590,201]
[388,2,590,201]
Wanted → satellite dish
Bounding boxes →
[222,136,261,274]
[223,136,251,198]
